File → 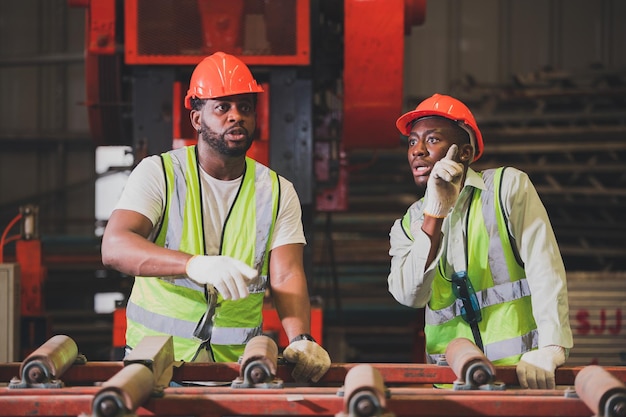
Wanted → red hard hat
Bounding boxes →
[396,94,484,161]
[184,51,264,109]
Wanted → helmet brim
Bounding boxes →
[396,109,459,136]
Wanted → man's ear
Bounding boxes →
[190,109,201,131]
[459,143,474,163]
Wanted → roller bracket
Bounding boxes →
[435,357,448,366]
[564,386,579,399]
[452,360,506,391]
[231,335,283,389]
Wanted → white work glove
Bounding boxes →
[516,345,566,389]
[422,144,464,218]
[185,255,257,301]
[283,339,331,383]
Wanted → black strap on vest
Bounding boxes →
[457,188,484,351]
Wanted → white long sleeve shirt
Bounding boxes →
[388,166,573,349]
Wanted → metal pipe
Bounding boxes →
[0,53,85,67]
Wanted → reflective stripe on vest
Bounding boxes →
[425,279,531,325]
[481,167,510,286]
[126,146,279,362]
[429,329,538,364]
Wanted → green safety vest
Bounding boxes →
[126,146,279,362]
[401,168,537,365]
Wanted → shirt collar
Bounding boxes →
[464,167,486,191]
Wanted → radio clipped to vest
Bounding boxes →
[451,271,484,351]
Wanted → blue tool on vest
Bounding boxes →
[451,271,484,351]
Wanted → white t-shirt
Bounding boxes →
[114,155,306,255]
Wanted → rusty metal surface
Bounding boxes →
[2,362,626,387]
[0,388,597,417]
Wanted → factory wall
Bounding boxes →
[1,0,625,235]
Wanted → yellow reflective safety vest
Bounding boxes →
[126,146,279,362]
[401,168,537,365]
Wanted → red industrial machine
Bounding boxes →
[65,0,428,357]
[69,0,426,209]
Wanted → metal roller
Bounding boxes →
[575,365,626,417]
[91,363,155,417]
[338,364,390,417]
[231,335,283,388]
[445,337,504,390]
[9,334,79,388]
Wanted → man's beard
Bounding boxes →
[200,125,253,157]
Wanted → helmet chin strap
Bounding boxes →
[457,122,477,163]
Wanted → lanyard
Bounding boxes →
[453,188,484,351]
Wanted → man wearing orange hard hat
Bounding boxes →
[102,52,330,383]
[387,94,573,389]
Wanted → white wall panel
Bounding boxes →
[455,0,501,84]
[559,0,605,71]
[508,0,552,76]
[0,1,92,236]
[403,0,626,98]
[66,63,89,132]
[610,1,626,67]
[0,67,39,132]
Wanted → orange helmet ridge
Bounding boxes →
[184,51,264,109]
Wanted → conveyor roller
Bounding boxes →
[575,365,626,417]
[9,334,80,389]
[91,363,154,417]
[445,337,504,390]
[231,335,282,388]
[337,364,392,417]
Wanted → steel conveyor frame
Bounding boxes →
[1,362,625,417]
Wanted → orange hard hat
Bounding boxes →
[396,94,484,161]
[184,51,264,109]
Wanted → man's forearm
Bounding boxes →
[274,292,311,339]
[421,215,444,267]
[388,229,438,308]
